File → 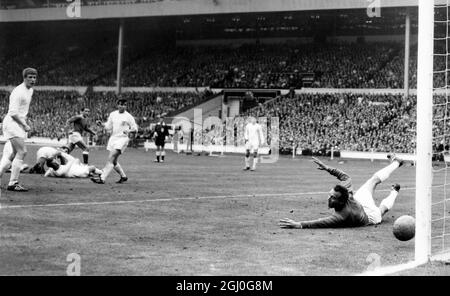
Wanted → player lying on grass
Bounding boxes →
[44,151,102,178]
[279,155,403,229]
[28,146,70,174]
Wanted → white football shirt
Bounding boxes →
[245,122,264,145]
[104,110,138,138]
[7,82,33,121]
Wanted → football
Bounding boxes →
[393,215,416,241]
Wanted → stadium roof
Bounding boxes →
[0,0,423,22]
[0,7,419,41]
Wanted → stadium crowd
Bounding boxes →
[2,87,448,155]
[1,42,414,89]
[245,92,417,154]
[0,89,211,144]
[98,43,402,89]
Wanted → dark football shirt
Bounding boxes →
[299,167,370,228]
[69,115,91,135]
[154,122,170,141]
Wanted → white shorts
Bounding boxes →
[68,163,90,178]
[107,136,129,153]
[354,184,383,225]
[245,141,260,153]
[2,116,26,139]
[68,132,84,144]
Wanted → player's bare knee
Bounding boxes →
[109,156,117,165]
[110,153,120,165]
[245,150,250,158]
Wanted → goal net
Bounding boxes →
[416,0,450,263]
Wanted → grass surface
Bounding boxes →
[0,144,446,275]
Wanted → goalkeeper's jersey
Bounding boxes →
[299,167,370,228]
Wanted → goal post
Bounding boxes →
[415,0,434,264]
[416,0,450,264]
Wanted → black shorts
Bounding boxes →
[155,139,165,147]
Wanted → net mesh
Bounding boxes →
[431,1,450,257]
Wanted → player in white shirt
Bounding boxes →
[28,146,70,174]
[44,152,102,178]
[0,68,36,191]
[243,116,265,171]
[91,98,138,184]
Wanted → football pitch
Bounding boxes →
[0,144,448,275]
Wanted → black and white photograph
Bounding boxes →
[0,0,449,280]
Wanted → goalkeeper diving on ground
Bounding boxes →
[279,154,403,229]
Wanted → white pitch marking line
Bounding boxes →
[357,260,423,276]
[0,191,328,210]
[0,187,418,210]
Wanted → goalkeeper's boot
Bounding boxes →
[387,153,404,167]
[392,183,401,192]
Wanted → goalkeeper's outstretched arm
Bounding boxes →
[312,157,353,193]
[279,214,346,229]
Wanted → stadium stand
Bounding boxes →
[0,0,163,9]
[2,41,408,89]
[0,89,211,144]
[89,42,405,88]
[244,93,417,154]
[0,88,420,154]
[0,7,427,154]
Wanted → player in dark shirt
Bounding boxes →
[279,154,403,229]
[66,107,96,164]
[153,115,170,163]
